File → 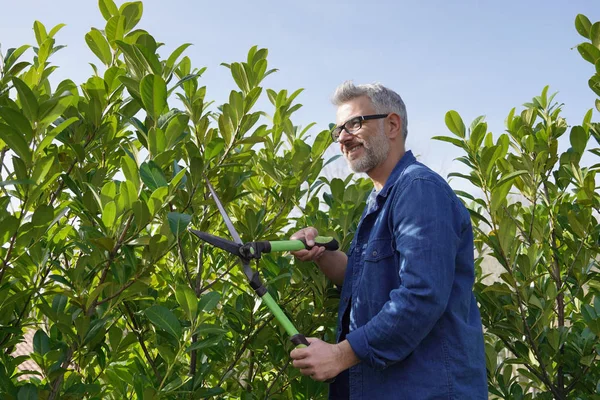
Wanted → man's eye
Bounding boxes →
[348,119,361,130]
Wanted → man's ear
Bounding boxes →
[387,113,403,140]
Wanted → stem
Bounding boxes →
[195,244,204,296]
[158,344,185,391]
[480,168,555,394]
[178,236,193,288]
[544,183,564,396]
[48,347,74,400]
[87,214,134,315]
[124,303,162,382]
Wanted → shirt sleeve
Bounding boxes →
[345,178,463,370]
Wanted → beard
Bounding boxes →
[344,128,390,173]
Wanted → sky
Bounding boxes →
[1,0,599,193]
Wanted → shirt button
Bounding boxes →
[362,244,367,250]
[372,250,377,257]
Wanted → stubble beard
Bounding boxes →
[345,129,390,173]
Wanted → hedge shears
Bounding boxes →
[189,179,339,349]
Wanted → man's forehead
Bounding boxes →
[336,96,375,123]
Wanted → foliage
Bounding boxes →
[0,1,372,399]
[432,14,600,398]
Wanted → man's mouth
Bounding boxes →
[344,143,364,156]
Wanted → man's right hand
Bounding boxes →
[290,226,348,286]
[290,227,327,262]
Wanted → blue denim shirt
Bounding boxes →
[334,151,488,399]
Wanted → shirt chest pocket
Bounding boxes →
[363,238,394,262]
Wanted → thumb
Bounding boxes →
[304,227,318,247]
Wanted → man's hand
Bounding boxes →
[290,227,326,262]
[290,338,360,382]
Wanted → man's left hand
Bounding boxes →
[290,338,359,381]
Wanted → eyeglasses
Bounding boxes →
[330,114,389,142]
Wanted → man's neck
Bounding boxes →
[368,149,405,191]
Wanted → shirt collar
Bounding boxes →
[377,150,416,198]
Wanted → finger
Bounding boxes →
[293,359,312,369]
[305,247,321,258]
[313,247,326,259]
[290,249,310,258]
[300,367,313,377]
[305,337,319,345]
[290,348,308,360]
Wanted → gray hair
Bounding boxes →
[331,81,408,140]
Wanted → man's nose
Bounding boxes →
[337,128,354,144]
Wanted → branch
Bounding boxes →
[124,303,162,382]
[87,214,134,315]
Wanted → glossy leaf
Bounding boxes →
[140,160,168,190]
[445,110,465,138]
[175,285,197,321]
[144,305,181,339]
[85,28,112,65]
[167,212,191,237]
[140,74,167,121]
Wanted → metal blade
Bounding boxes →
[189,229,242,256]
[205,177,243,245]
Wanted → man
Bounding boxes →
[289,82,488,399]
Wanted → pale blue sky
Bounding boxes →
[1,1,599,190]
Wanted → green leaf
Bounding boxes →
[591,22,600,47]
[164,113,189,148]
[0,215,18,244]
[194,387,225,398]
[38,117,79,154]
[0,123,32,165]
[102,201,117,228]
[570,125,588,154]
[140,74,167,121]
[187,336,221,352]
[140,161,168,191]
[144,305,181,339]
[99,0,119,20]
[85,28,112,65]
[166,43,192,71]
[0,179,35,188]
[121,155,140,192]
[119,180,137,210]
[576,14,592,39]
[18,384,38,400]
[48,23,66,38]
[496,170,528,187]
[170,165,187,191]
[105,15,126,45]
[167,212,191,237]
[0,107,33,141]
[120,1,144,31]
[33,21,47,45]
[445,111,465,138]
[432,135,465,149]
[175,285,198,321]
[567,211,586,237]
[33,329,50,356]
[578,43,600,64]
[198,291,220,313]
[148,127,166,156]
[12,77,39,121]
[32,205,54,227]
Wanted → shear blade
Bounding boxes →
[205,178,244,245]
[189,229,242,256]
